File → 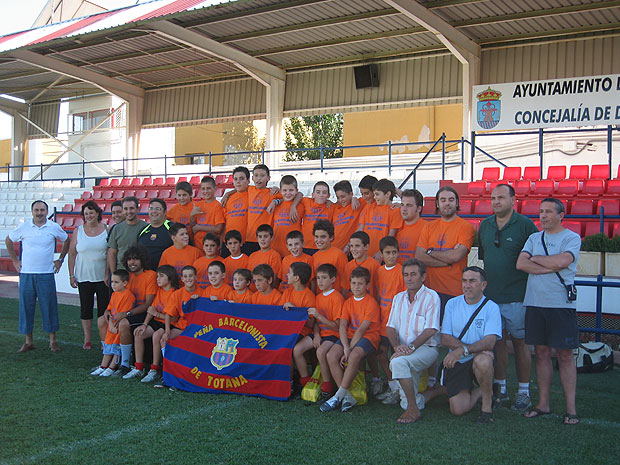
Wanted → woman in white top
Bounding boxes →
[68,200,110,350]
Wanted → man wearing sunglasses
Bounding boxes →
[478,184,538,411]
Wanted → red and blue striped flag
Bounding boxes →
[163,298,308,400]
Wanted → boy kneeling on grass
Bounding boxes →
[321,266,381,412]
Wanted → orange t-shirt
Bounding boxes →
[167,201,196,242]
[281,286,316,336]
[159,245,203,280]
[192,199,225,249]
[205,283,234,301]
[376,264,406,335]
[251,288,283,306]
[224,191,248,242]
[231,289,254,304]
[280,253,314,291]
[246,186,279,242]
[165,287,205,330]
[193,255,225,290]
[396,219,426,264]
[312,246,348,292]
[128,270,157,307]
[248,249,282,277]
[315,289,344,338]
[332,198,366,250]
[272,200,304,257]
[150,287,176,323]
[417,216,475,296]
[223,254,249,286]
[359,203,403,257]
[340,294,381,349]
[300,198,333,248]
[343,256,381,298]
[105,289,135,345]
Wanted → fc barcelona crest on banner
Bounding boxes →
[210,337,239,370]
[476,87,502,129]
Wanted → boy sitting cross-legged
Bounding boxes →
[321,266,381,412]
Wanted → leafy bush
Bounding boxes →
[581,233,620,252]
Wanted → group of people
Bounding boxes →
[5,164,581,425]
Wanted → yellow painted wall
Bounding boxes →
[342,104,462,157]
[175,124,226,166]
[0,139,10,173]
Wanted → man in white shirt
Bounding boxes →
[386,258,441,424]
[5,200,70,352]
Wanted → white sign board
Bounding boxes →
[472,74,620,131]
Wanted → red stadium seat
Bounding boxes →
[590,164,610,180]
[532,180,555,196]
[120,178,131,187]
[124,190,135,198]
[555,180,579,196]
[582,179,605,196]
[112,190,124,199]
[146,190,158,199]
[92,190,103,200]
[584,221,608,237]
[224,175,234,186]
[546,165,566,180]
[613,223,620,237]
[467,181,486,196]
[129,178,141,187]
[605,180,620,195]
[568,165,589,180]
[159,189,172,199]
[134,189,147,199]
[570,200,594,215]
[102,190,113,200]
[142,178,153,186]
[563,221,583,236]
[422,198,435,215]
[481,167,500,181]
[523,166,541,181]
[459,200,473,214]
[81,191,92,200]
[177,177,187,183]
[153,177,164,186]
[467,219,481,231]
[513,180,532,196]
[62,204,73,212]
[215,174,227,185]
[597,200,620,216]
[520,200,540,216]
[189,176,200,185]
[474,200,493,215]
[74,217,84,227]
[502,166,521,181]
[165,177,177,186]
[139,202,149,214]
[109,179,120,187]
[99,178,110,187]
[62,217,74,229]
[215,188,225,198]
[617,165,620,179]
[486,181,501,193]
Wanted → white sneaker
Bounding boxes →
[90,367,104,376]
[122,367,144,380]
[399,387,408,410]
[341,395,358,412]
[141,369,160,383]
[370,377,384,396]
[100,367,115,377]
[381,388,400,405]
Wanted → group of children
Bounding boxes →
[92,165,424,410]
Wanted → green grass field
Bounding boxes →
[2,296,620,465]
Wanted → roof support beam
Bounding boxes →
[150,20,285,84]
[8,49,145,101]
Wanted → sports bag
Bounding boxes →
[574,342,614,373]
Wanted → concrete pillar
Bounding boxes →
[126,96,144,176]
[11,110,27,181]
[265,77,285,169]
[462,52,481,138]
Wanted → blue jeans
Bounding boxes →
[19,273,59,335]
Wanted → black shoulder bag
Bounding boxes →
[541,232,577,302]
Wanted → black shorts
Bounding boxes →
[441,358,477,398]
[148,320,166,332]
[525,306,578,349]
[380,335,390,347]
[320,335,339,344]
[126,313,147,329]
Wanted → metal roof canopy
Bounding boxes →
[0,0,619,156]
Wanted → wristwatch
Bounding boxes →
[126,311,132,318]
[462,345,470,356]
[426,248,433,255]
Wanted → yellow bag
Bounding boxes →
[349,371,368,405]
[418,368,429,393]
[300,365,322,402]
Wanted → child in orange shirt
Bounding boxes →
[91,270,135,377]
[190,175,225,249]
[123,265,179,380]
[166,181,196,244]
[396,189,426,264]
[280,230,313,291]
[321,267,380,412]
[147,266,203,383]
[230,268,253,304]
[358,175,378,206]
[223,230,249,286]
[358,178,402,260]
[193,233,224,290]
[344,231,380,298]
[250,264,282,306]
[281,262,316,310]
[332,180,364,253]
[373,236,407,403]
[222,166,250,254]
[158,222,202,280]
[311,219,348,294]
[272,175,304,257]
[205,261,234,301]
[295,181,333,255]
[248,224,282,289]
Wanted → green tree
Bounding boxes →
[283,114,343,161]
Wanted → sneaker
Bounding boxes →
[141,369,161,383]
[511,392,532,411]
[112,366,131,378]
[90,367,105,376]
[100,367,115,377]
[319,396,342,412]
[122,367,144,380]
[376,388,394,400]
[399,387,408,410]
[492,384,509,407]
[320,391,333,403]
[370,378,384,396]
[341,395,357,412]
[381,389,400,405]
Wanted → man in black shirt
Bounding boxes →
[138,198,173,270]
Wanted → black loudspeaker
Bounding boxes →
[354,64,379,89]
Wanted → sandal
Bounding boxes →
[563,413,580,425]
[524,407,550,418]
[476,411,494,424]
[82,342,92,350]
